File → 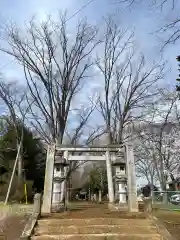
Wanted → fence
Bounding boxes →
[152,191,180,211]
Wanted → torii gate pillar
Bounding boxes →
[41,144,138,213]
[105,150,115,203]
[42,145,55,214]
[126,144,138,212]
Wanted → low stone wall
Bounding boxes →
[20,193,41,239]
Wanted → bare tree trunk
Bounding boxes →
[17,142,23,184]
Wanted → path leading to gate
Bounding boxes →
[31,203,163,240]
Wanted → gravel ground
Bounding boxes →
[0,214,29,240]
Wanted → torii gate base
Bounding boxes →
[41,144,138,214]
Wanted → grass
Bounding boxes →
[153,202,180,211]
[0,203,33,215]
[153,210,180,239]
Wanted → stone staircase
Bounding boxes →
[31,217,162,240]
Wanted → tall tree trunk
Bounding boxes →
[13,133,24,201]
[17,143,23,184]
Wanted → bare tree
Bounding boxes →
[96,16,164,145]
[153,91,179,190]
[113,0,180,46]
[0,78,28,181]
[64,104,98,180]
[135,90,180,191]
[0,77,33,203]
[135,139,157,186]
[115,0,175,8]
[0,13,100,207]
[136,124,180,191]
[0,14,99,145]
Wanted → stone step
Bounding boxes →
[31,233,162,240]
[34,225,158,235]
[54,204,107,209]
[67,204,103,207]
[38,218,153,226]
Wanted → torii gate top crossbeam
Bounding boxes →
[55,144,124,152]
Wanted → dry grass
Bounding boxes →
[153,210,180,239]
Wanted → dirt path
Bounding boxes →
[0,214,29,240]
[42,202,147,219]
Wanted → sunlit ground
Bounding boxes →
[153,210,180,239]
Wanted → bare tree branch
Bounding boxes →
[135,90,180,190]
[113,0,180,46]
[96,16,164,144]
[0,76,32,184]
[0,14,99,145]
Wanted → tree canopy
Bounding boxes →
[83,166,108,195]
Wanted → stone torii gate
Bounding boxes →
[41,143,138,214]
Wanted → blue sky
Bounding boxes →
[0,0,179,125]
[0,0,179,86]
[0,0,179,136]
[0,0,179,186]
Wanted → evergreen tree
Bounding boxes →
[0,118,46,193]
[83,166,108,195]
